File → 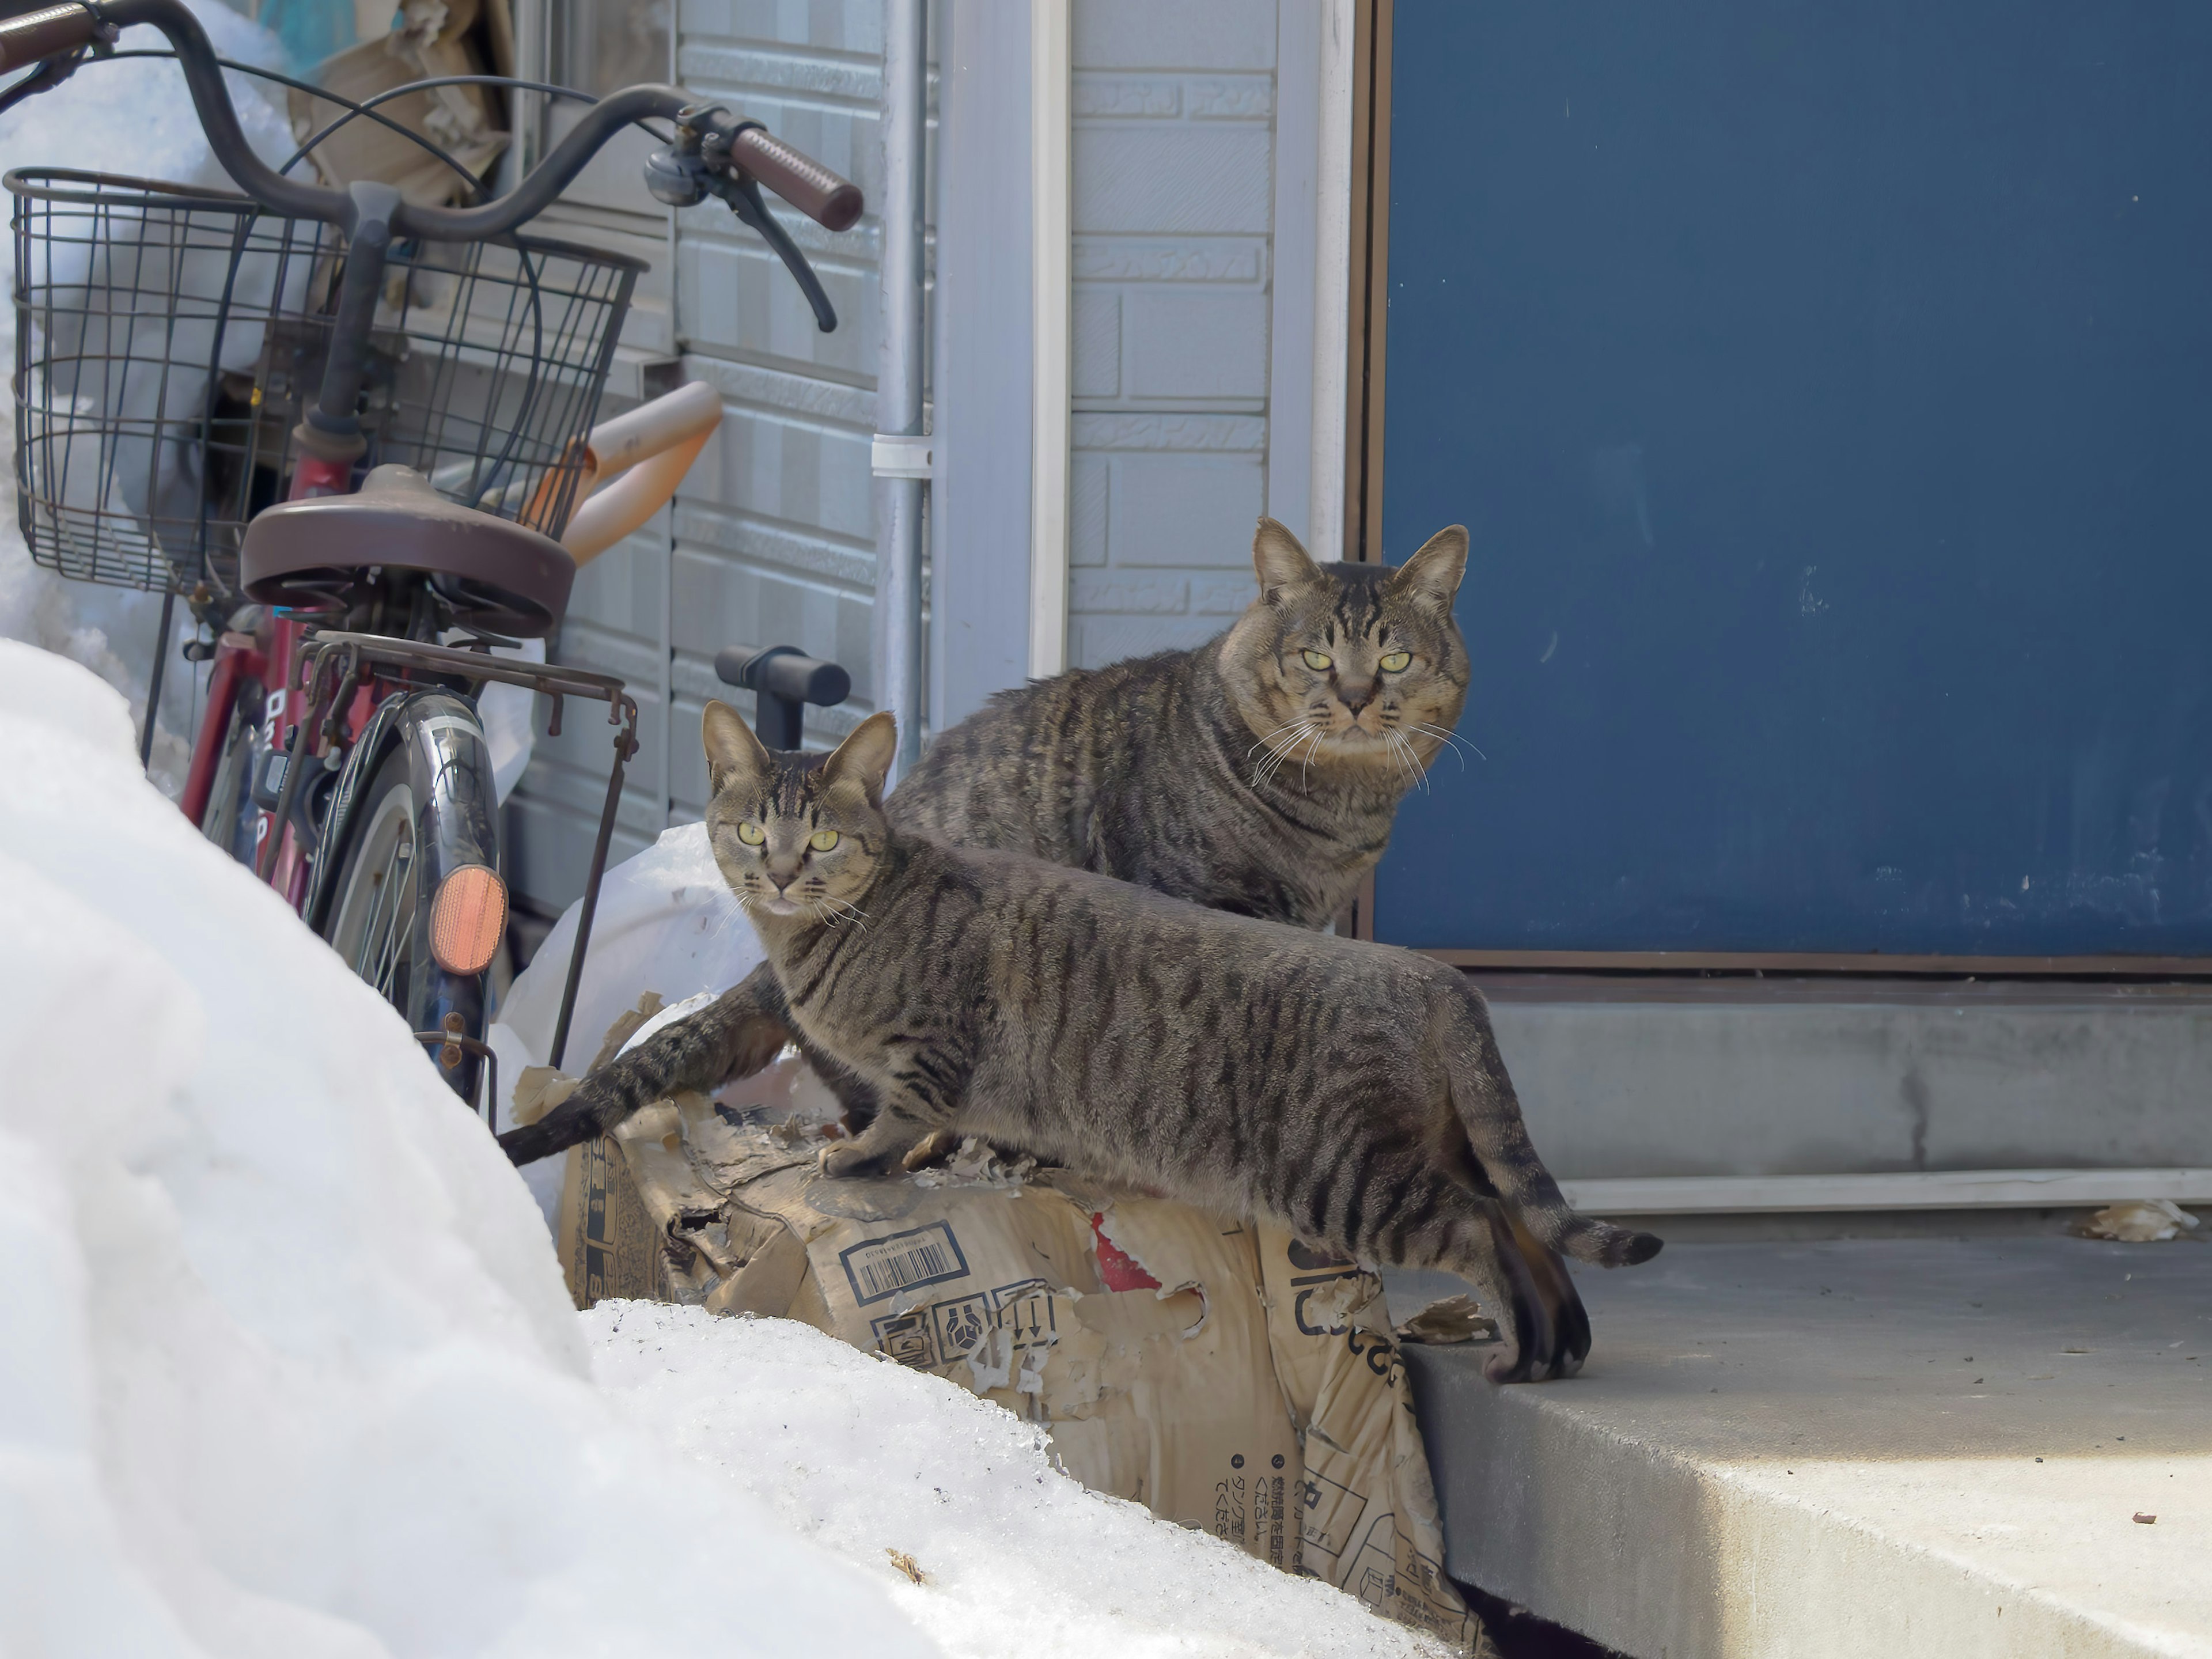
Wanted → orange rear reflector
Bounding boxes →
[429,864,507,975]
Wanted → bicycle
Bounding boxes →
[1,0,862,1115]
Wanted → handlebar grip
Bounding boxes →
[728,127,863,232]
[0,2,104,72]
[715,643,851,709]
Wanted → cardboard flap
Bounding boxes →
[1256,1225,1480,1648]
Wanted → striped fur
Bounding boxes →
[898,518,1475,925]
[493,518,1635,1378]
[715,709,1655,1383]
[503,517,1475,1166]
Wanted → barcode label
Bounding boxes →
[838,1221,971,1305]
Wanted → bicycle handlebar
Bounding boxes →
[0,4,105,70]
[727,126,862,232]
[715,645,851,709]
[0,0,861,241]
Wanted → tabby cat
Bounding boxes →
[501,518,1605,1377]
[898,516,1475,925]
[644,705,1657,1383]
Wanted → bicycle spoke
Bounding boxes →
[351,845,393,979]
[372,841,413,998]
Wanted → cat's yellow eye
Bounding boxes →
[809,828,841,853]
[1379,650,1412,672]
[1301,649,1334,672]
[737,821,766,846]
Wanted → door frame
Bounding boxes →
[1341,0,1391,941]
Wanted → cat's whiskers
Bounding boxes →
[698,893,756,943]
[1251,723,1305,783]
[1379,729,1412,790]
[1383,718,1451,782]
[1247,717,1313,759]
[1410,721,1484,763]
[1253,721,1320,788]
[1385,728,1430,793]
[813,893,870,933]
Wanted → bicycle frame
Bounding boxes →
[0,0,857,1093]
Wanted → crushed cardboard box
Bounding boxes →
[290,0,514,209]
[527,1003,1490,1653]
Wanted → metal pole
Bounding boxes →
[550,699,639,1071]
[139,585,176,770]
[873,0,929,782]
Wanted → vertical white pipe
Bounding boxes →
[1265,0,1321,546]
[1310,0,1355,562]
[876,0,929,776]
[1028,0,1072,680]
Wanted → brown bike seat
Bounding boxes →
[240,464,575,638]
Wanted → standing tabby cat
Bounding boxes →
[649,705,1657,1382]
[503,518,1602,1377]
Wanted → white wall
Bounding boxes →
[509,0,923,911]
[1065,0,1289,669]
[509,0,1342,909]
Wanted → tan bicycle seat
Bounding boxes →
[240,464,575,638]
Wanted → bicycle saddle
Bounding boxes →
[240,464,574,638]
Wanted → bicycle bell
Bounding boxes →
[645,103,747,207]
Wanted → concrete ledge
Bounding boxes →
[1477,977,2212,1181]
[1563,1168,2212,1213]
[1389,1240,2212,1658]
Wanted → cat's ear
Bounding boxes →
[701,699,772,796]
[1252,517,1322,604]
[1388,524,1469,614]
[823,710,898,808]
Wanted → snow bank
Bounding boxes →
[0,640,929,1658]
[589,1302,1459,1659]
[1,640,1453,1658]
[0,0,299,798]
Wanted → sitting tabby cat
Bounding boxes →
[502,518,1601,1377]
[897,516,1473,924]
[649,704,1658,1383]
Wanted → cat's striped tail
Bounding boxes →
[1438,978,1664,1270]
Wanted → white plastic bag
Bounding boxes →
[490,821,765,1224]
[472,637,544,804]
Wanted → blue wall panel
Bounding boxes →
[1375,0,2212,956]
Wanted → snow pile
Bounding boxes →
[0,0,299,797]
[0,641,927,1658]
[0,641,1457,1658]
[590,1302,1459,1659]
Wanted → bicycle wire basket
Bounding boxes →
[7,167,645,601]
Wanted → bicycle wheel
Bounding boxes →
[324,743,422,1009]
[198,673,265,868]
[319,728,495,1108]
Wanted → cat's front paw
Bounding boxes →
[817,1141,885,1179]
[901,1127,961,1171]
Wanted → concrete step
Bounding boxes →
[1388,1238,2211,1658]
[1476,976,2212,1182]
